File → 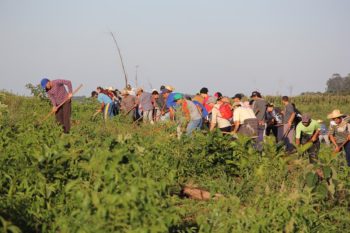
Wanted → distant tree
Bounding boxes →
[326,73,348,94]
[25,83,47,100]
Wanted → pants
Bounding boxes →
[142,110,154,124]
[319,134,330,145]
[186,118,202,135]
[283,124,295,152]
[220,125,232,133]
[338,141,350,166]
[103,103,114,119]
[266,125,284,142]
[301,134,320,164]
[55,100,71,133]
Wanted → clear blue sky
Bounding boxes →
[1,0,349,97]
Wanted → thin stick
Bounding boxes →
[110,32,128,88]
[123,106,136,116]
[41,84,83,123]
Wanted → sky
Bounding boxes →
[1,0,350,97]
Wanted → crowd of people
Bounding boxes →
[40,78,350,166]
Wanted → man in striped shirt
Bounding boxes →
[41,78,73,133]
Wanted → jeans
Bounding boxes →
[283,124,295,152]
[339,141,350,166]
[186,118,202,135]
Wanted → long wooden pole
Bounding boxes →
[110,32,128,88]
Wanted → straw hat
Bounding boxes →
[121,89,129,95]
[165,85,175,91]
[107,86,114,91]
[327,109,345,119]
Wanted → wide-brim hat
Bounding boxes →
[327,109,345,119]
[121,89,129,95]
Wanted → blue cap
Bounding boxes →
[41,78,49,89]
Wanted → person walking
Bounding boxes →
[281,96,296,153]
[41,78,73,133]
[328,109,350,166]
[251,91,267,150]
[295,114,321,164]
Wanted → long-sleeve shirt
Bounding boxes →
[121,95,136,112]
[47,79,72,106]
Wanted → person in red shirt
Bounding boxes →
[41,78,73,133]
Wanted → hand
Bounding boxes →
[311,136,317,142]
[52,106,57,113]
[334,146,341,153]
[348,135,350,141]
[68,93,73,99]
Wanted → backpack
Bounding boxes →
[292,103,302,126]
[219,103,233,120]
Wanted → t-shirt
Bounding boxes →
[319,124,328,135]
[166,92,178,108]
[295,119,320,139]
[252,98,267,121]
[185,100,202,121]
[193,100,208,118]
[211,103,231,129]
[283,103,295,124]
[233,107,256,124]
[97,93,112,104]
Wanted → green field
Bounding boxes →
[1,92,350,233]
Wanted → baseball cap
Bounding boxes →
[200,87,209,94]
[301,114,311,123]
[173,93,183,101]
[214,92,222,99]
[250,91,261,98]
[232,93,242,100]
[40,78,49,89]
[161,88,171,94]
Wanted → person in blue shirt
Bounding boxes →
[317,119,330,145]
[91,90,114,119]
[161,87,179,121]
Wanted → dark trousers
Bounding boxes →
[339,142,350,166]
[266,125,284,142]
[301,134,320,164]
[55,100,71,133]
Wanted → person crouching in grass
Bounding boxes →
[295,114,320,164]
[91,88,114,120]
[41,78,73,133]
